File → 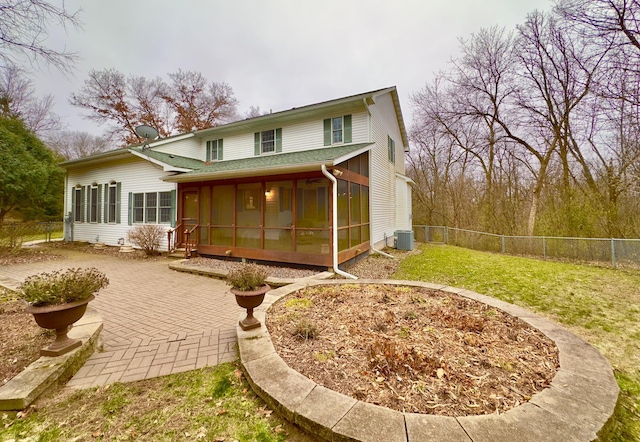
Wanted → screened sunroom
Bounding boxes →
[167,146,371,267]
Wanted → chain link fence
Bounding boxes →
[0,222,63,248]
[413,225,640,268]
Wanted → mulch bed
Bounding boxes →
[267,283,559,416]
[0,298,52,387]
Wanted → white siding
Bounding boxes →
[368,92,406,248]
[65,157,176,248]
[197,111,370,161]
[395,176,412,230]
[153,137,203,160]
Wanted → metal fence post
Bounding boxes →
[444,226,449,244]
[611,238,616,269]
[501,236,505,254]
[543,237,547,260]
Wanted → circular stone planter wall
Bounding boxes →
[236,280,620,442]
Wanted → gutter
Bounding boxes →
[321,165,357,280]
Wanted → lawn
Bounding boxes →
[0,362,311,441]
[395,243,640,441]
[1,243,637,440]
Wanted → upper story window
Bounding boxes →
[324,115,352,146]
[332,117,343,143]
[254,128,282,155]
[388,136,396,164]
[206,139,223,161]
[261,130,275,153]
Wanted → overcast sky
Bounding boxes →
[32,0,552,138]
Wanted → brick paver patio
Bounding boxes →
[0,246,240,388]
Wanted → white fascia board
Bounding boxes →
[332,144,373,166]
[163,161,333,183]
[128,149,192,172]
[395,172,416,185]
[146,133,195,148]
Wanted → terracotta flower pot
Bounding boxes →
[231,285,269,331]
[25,295,95,357]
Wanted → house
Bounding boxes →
[61,87,412,271]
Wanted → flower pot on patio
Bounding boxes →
[227,263,270,331]
[231,285,270,330]
[25,295,94,356]
[19,267,109,357]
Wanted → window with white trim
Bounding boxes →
[254,129,282,155]
[73,187,83,222]
[323,115,352,146]
[261,130,275,153]
[145,193,157,223]
[159,191,172,223]
[132,191,173,224]
[107,184,117,223]
[332,117,343,144]
[133,193,144,223]
[206,139,223,161]
[89,185,99,223]
[388,136,396,164]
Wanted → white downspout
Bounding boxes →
[321,165,357,279]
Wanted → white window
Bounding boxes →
[145,193,157,223]
[159,191,172,223]
[261,130,275,153]
[206,139,223,161]
[133,193,144,223]
[89,186,99,223]
[388,136,396,164]
[107,184,117,223]
[132,191,173,224]
[332,117,343,144]
[324,115,351,146]
[73,187,83,222]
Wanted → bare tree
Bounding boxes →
[0,65,61,136]
[163,70,238,133]
[0,0,80,73]
[46,130,110,160]
[70,69,140,145]
[556,0,640,51]
[71,69,239,145]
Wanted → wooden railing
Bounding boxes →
[184,224,199,258]
[167,222,182,253]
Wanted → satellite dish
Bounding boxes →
[135,125,159,140]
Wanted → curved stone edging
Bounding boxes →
[237,280,620,442]
[0,306,103,411]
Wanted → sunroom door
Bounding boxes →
[182,191,199,245]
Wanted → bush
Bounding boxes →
[227,263,268,291]
[19,267,109,306]
[127,225,166,256]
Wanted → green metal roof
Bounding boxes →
[164,143,372,182]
